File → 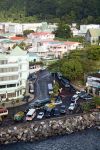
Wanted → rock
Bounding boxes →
[0,112,99,144]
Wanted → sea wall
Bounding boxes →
[0,111,100,144]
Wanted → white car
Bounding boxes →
[54,100,62,105]
[71,94,79,102]
[37,112,44,119]
[68,103,76,111]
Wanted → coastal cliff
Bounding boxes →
[0,112,100,145]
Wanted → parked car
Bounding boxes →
[60,105,66,114]
[76,91,86,98]
[77,91,93,100]
[45,103,56,109]
[37,112,44,119]
[61,78,70,88]
[71,94,79,102]
[14,111,25,121]
[82,93,93,100]
[45,108,53,118]
[57,72,62,80]
[26,109,36,121]
[55,96,62,105]
[53,108,60,116]
[68,103,76,111]
[31,99,50,108]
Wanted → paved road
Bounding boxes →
[29,70,51,106]
[7,70,51,114]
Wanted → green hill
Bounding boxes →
[0,0,100,23]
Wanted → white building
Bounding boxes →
[0,46,29,101]
[79,24,100,36]
[86,72,100,96]
[27,32,55,41]
[9,23,23,34]
[28,38,83,59]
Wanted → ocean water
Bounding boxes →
[1,128,100,150]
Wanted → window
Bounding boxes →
[0,94,6,98]
[0,85,6,88]
[0,75,18,81]
[7,92,16,98]
[7,84,16,88]
[0,60,7,64]
[0,67,18,73]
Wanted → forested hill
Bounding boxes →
[0,0,100,23]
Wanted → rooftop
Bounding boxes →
[88,28,100,37]
[32,32,54,36]
[10,46,27,56]
[10,36,25,41]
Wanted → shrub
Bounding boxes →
[81,102,91,112]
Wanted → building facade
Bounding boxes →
[0,46,29,101]
[86,72,100,96]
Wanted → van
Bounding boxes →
[26,109,36,121]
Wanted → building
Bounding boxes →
[79,24,100,36]
[85,29,100,45]
[28,52,41,62]
[0,46,29,101]
[28,38,83,59]
[86,72,100,96]
[27,32,55,41]
[9,23,23,34]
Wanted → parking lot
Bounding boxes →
[0,70,93,127]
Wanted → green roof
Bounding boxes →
[1,39,15,43]
[10,46,27,56]
[88,29,100,37]
[0,33,15,37]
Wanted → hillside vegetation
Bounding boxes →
[48,46,100,84]
[0,0,100,23]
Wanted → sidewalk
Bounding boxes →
[72,82,85,91]
[0,94,34,108]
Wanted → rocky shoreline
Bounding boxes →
[0,111,100,145]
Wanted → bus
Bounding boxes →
[26,109,36,121]
[0,107,8,117]
[29,83,34,93]
[48,83,53,94]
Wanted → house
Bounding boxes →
[9,23,23,34]
[28,37,83,59]
[0,46,29,101]
[0,39,16,49]
[28,52,41,62]
[27,32,55,41]
[10,36,25,44]
[86,72,100,96]
[79,24,100,37]
[85,29,100,45]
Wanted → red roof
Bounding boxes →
[32,32,54,36]
[10,36,25,41]
[64,41,80,45]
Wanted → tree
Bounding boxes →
[23,30,34,37]
[54,21,72,39]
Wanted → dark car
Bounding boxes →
[61,78,70,88]
[78,91,87,98]
[78,91,93,100]
[53,108,60,116]
[82,94,93,100]
[60,105,66,114]
[33,99,50,108]
[45,108,52,118]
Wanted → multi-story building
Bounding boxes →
[86,72,100,96]
[0,46,29,101]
